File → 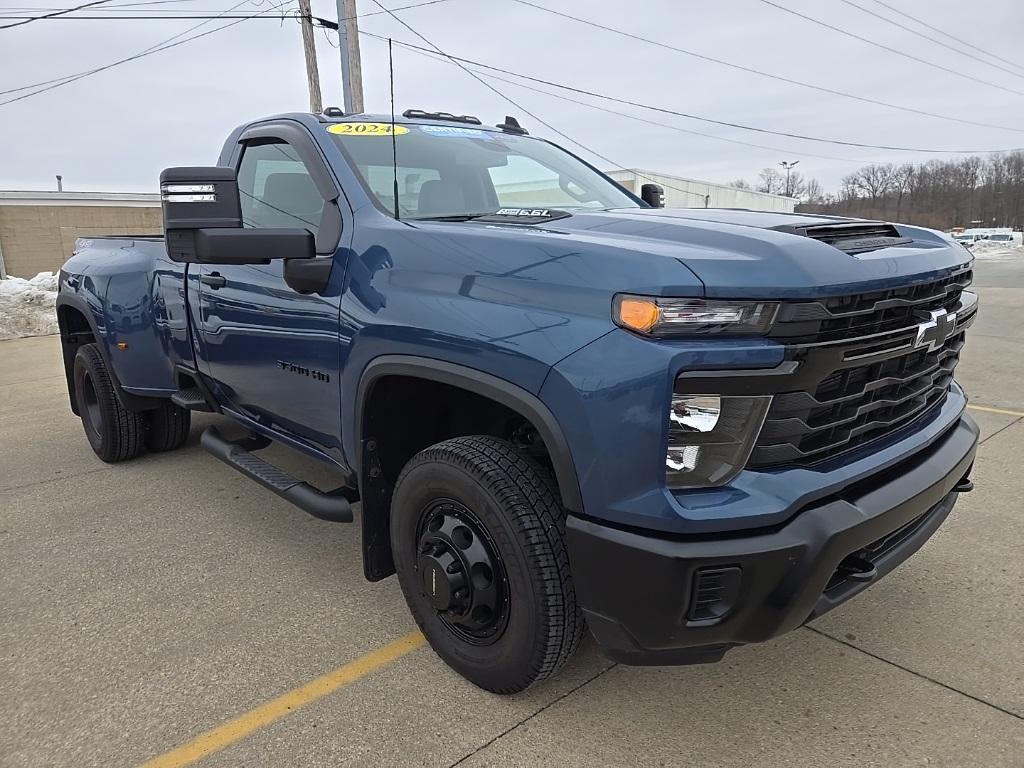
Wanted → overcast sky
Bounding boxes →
[1,0,1023,194]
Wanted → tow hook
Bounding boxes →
[954,475,974,493]
[836,553,878,583]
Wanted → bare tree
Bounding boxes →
[756,167,784,194]
[782,170,807,199]
[891,164,915,219]
[802,151,1024,229]
[730,178,751,189]
[803,178,826,204]
[843,164,895,208]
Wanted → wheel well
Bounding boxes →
[57,305,96,415]
[359,374,561,581]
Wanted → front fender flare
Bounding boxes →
[354,355,584,580]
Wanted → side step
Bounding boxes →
[171,387,215,412]
[201,427,353,523]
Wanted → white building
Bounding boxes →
[605,169,798,213]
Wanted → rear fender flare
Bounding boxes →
[56,294,159,413]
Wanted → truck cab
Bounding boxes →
[57,110,978,693]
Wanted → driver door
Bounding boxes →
[195,136,345,456]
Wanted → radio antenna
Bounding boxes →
[388,37,400,221]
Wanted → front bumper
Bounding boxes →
[567,413,978,665]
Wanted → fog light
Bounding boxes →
[666,394,772,488]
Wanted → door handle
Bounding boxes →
[202,273,227,289]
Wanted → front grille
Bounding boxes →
[746,269,977,468]
[770,267,971,344]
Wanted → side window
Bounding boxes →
[237,141,324,236]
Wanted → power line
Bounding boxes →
[1,0,215,9]
[357,33,1024,155]
[0,0,267,96]
[0,0,447,100]
[508,0,1024,136]
[0,13,308,18]
[837,0,1024,83]
[0,0,294,105]
[0,0,112,29]
[864,0,1024,76]
[0,0,452,17]
[363,3,715,201]
[373,35,870,165]
[0,1,246,10]
[758,0,1024,99]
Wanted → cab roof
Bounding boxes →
[316,110,527,135]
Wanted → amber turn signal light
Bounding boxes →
[616,298,660,333]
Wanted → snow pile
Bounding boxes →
[0,271,59,340]
[969,240,1022,261]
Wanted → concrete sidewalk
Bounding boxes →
[1,260,1022,767]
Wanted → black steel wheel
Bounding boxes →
[415,498,510,645]
[72,343,145,463]
[391,435,583,694]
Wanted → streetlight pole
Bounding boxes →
[779,160,799,197]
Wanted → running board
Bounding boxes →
[201,427,353,523]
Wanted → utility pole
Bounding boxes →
[336,0,364,113]
[297,0,323,113]
[779,160,799,198]
[55,175,63,192]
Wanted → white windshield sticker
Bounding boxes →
[419,125,492,138]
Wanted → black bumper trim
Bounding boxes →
[567,414,978,666]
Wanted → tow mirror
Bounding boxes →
[159,166,314,265]
[640,183,665,208]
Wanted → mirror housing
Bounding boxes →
[640,183,666,208]
[161,167,242,262]
[194,228,315,265]
[159,166,315,265]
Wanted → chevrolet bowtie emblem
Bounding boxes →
[914,308,957,352]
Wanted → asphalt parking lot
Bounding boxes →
[2,258,1023,767]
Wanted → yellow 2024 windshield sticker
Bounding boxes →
[327,123,409,136]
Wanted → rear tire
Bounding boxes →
[73,343,145,463]
[144,401,191,452]
[390,435,583,694]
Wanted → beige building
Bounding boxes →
[605,169,798,213]
[0,191,162,278]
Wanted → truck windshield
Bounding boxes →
[328,122,640,219]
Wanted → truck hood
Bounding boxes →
[412,207,972,300]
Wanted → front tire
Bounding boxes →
[390,436,583,694]
[73,343,145,463]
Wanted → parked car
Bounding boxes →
[57,110,978,693]
[953,232,983,248]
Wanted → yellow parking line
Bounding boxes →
[139,630,425,768]
[139,402,1022,766]
[967,404,1024,418]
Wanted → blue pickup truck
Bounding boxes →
[57,109,978,693]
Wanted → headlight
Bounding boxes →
[666,394,772,488]
[614,295,778,336]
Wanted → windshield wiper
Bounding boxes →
[411,212,494,222]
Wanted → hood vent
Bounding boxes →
[779,222,913,255]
